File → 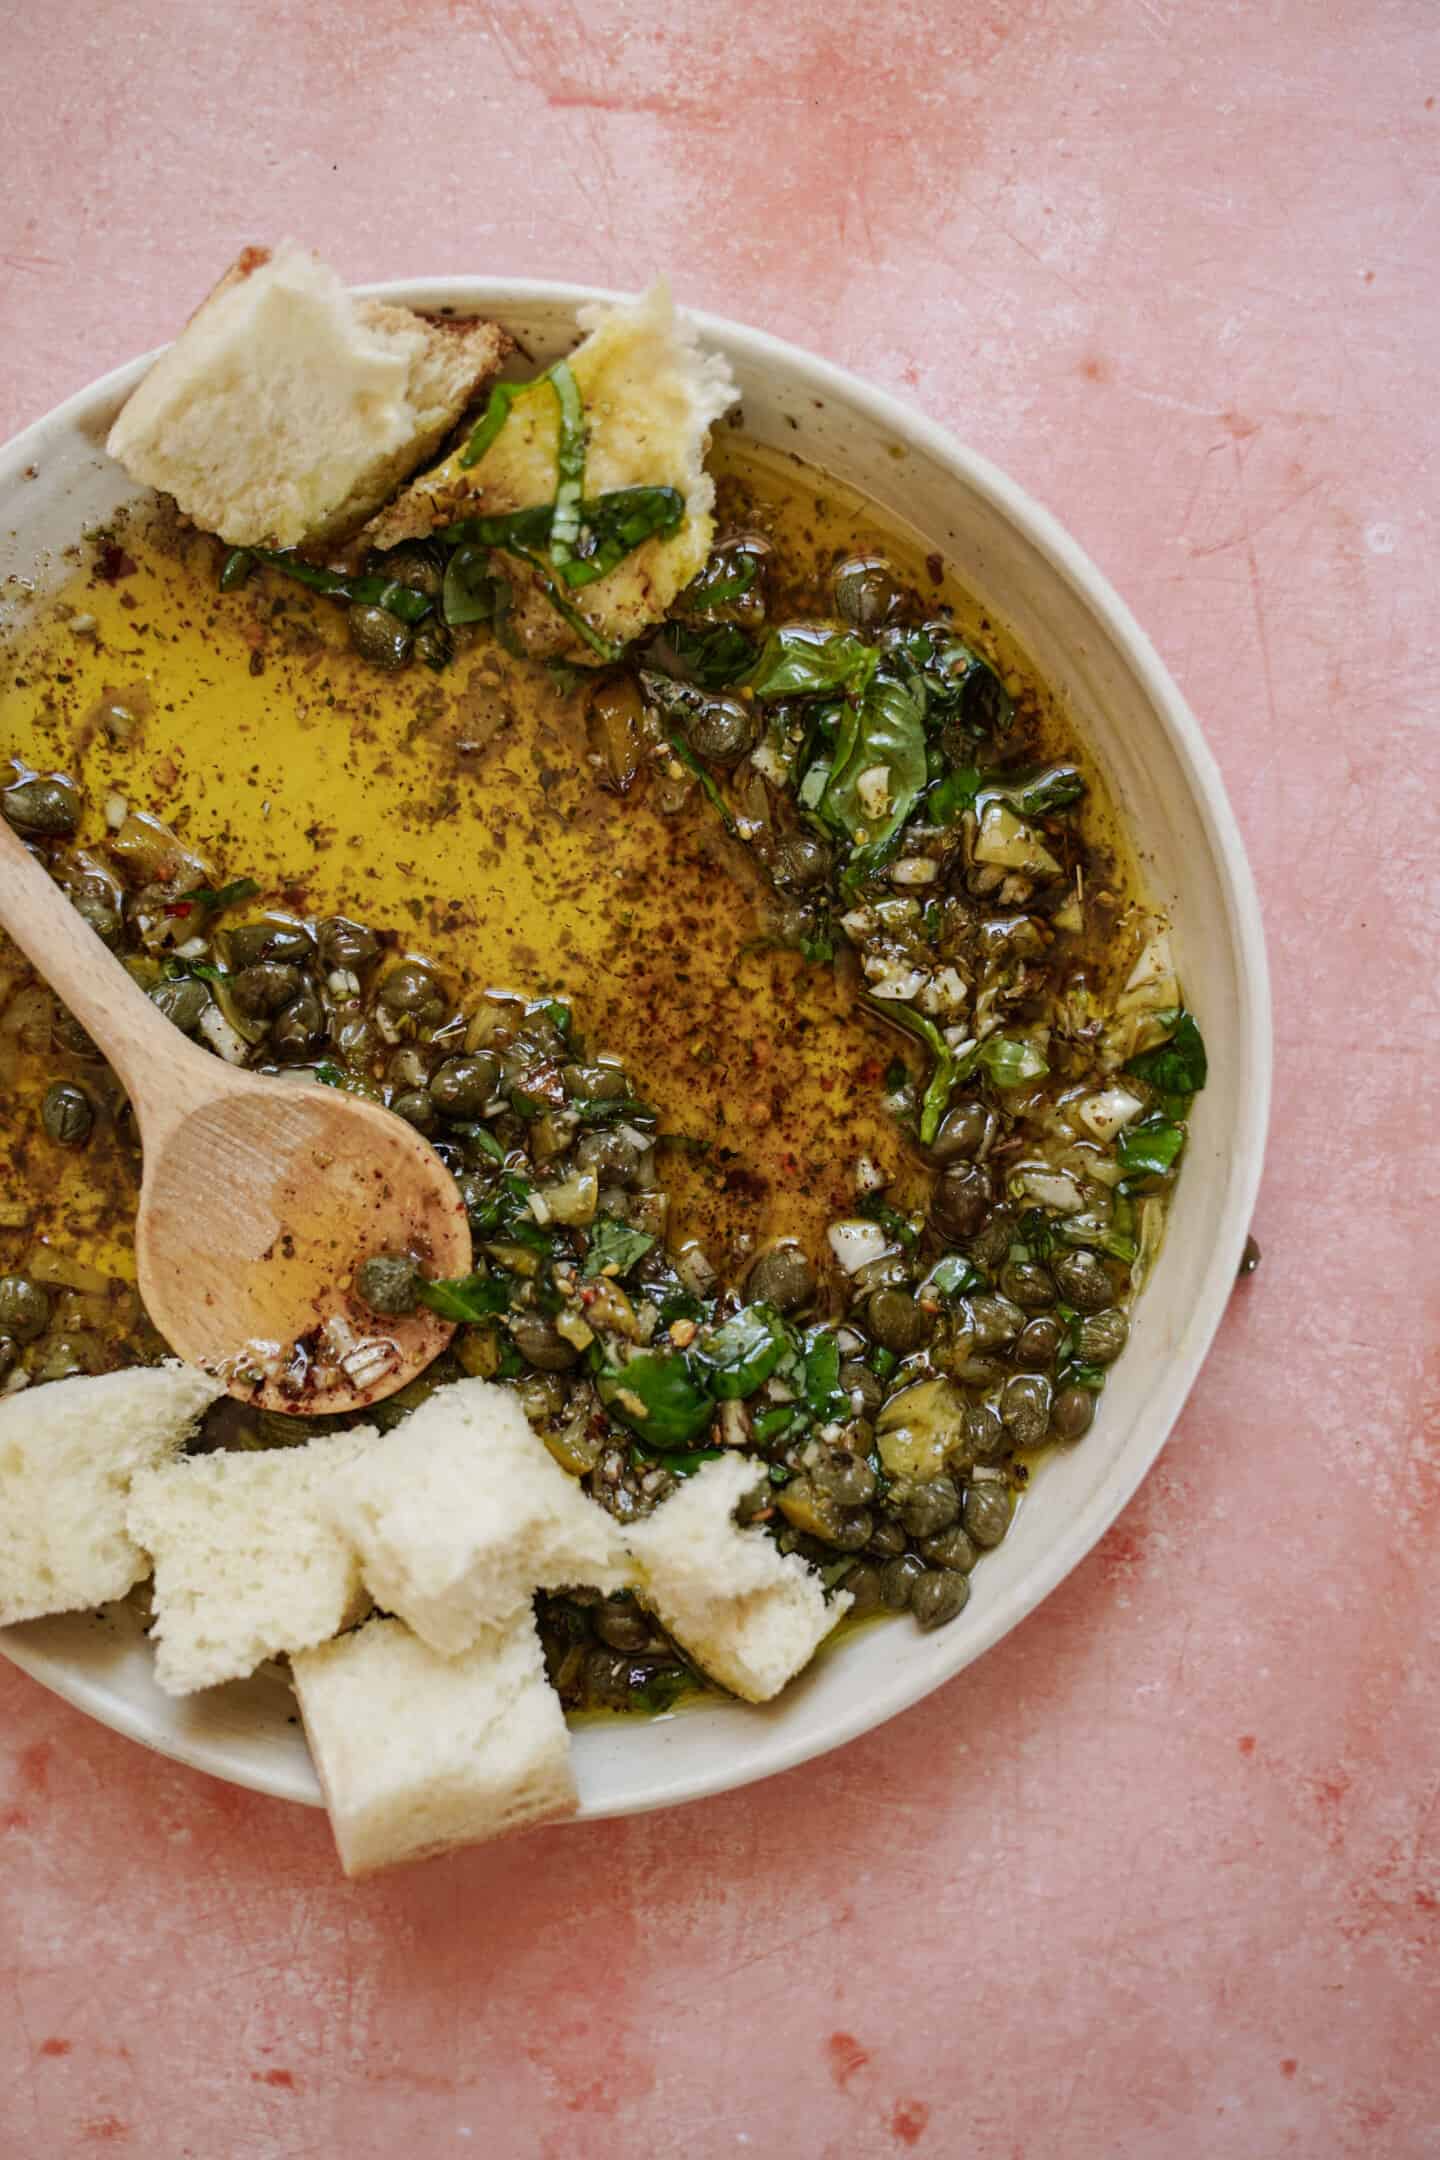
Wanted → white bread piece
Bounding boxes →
[365,279,739,657]
[0,1364,223,1628]
[292,1611,575,1877]
[624,1454,850,1703]
[126,1426,383,1695]
[324,1377,630,1655]
[106,241,511,549]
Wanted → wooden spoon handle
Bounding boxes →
[0,817,214,1121]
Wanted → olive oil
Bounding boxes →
[0,441,1128,1304]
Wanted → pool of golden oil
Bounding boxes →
[0,437,1130,1302]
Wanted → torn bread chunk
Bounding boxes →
[292,1611,576,1877]
[364,279,739,658]
[0,1365,223,1628]
[126,1427,383,1695]
[624,1453,850,1703]
[324,1377,630,1656]
[106,240,511,549]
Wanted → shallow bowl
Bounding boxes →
[0,279,1271,1815]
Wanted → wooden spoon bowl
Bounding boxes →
[0,822,471,1415]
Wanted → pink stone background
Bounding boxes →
[3,2,1438,2154]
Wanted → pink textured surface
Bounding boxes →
[2,2,1437,2154]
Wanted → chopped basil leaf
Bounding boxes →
[417,1270,514,1322]
[923,1253,987,1298]
[859,1196,920,1247]
[822,671,928,859]
[250,551,433,624]
[801,1328,850,1422]
[599,1352,715,1446]
[1125,1009,1208,1098]
[545,359,587,566]
[571,1094,656,1125]
[692,1302,793,1399]
[1117,1112,1186,1177]
[869,996,957,1145]
[218,548,254,591]
[751,626,877,701]
[180,877,261,915]
[926,764,983,824]
[457,376,530,469]
[583,1215,656,1280]
[646,620,758,689]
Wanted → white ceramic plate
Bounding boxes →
[0,281,1271,1815]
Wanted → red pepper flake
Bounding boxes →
[858,1058,883,1086]
[164,900,195,919]
[95,543,137,584]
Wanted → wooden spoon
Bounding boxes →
[0,824,471,1414]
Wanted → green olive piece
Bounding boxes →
[347,604,413,670]
[1,775,81,836]
[508,1314,581,1371]
[0,1274,50,1343]
[41,1081,94,1147]
[355,1253,421,1317]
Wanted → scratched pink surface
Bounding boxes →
[3,2,1438,2155]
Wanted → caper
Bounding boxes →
[771,834,832,891]
[0,1275,50,1342]
[389,1086,437,1132]
[879,1553,927,1611]
[968,1292,1024,1348]
[509,1314,581,1370]
[562,1062,628,1101]
[1075,1308,1130,1365]
[318,916,381,972]
[681,692,757,765]
[911,1567,971,1631]
[271,984,325,1063]
[898,1476,960,1539]
[227,919,314,971]
[930,1099,992,1163]
[866,1287,930,1355]
[748,1245,815,1313]
[999,1258,1055,1311]
[414,622,453,673]
[961,1399,1008,1464]
[230,961,305,1018]
[1050,1248,1115,1313]
[378,962,445,1024]
[148,978,211,1034]
[932,1162,993,1241]
[1051,1384,1096,1441]
[429,1054,501,1118]
[70,890,121,946]
[812,1449,877,1508]
[52,1007,98,1057]
[41,1081,93,1147]
[576,1128,642,1188]
[867,1517,908,1560]
[331,1008,379,1065]
[369,542,443,600]
[593,1595,651,1653]
[347,603,413,669]
[1001,1372,1052,1447]
[833,555,902,630]
[1013,1314,1064,1370]
[917,1523,979,1571]
[0,1336,16,1383]
[840,1358,885,1415]
[841,1561,884,1616]
[967,1211,1017,1270]
[962,1481,1012,1548]
[355,1253,421,1317]
[2,775,81,836]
